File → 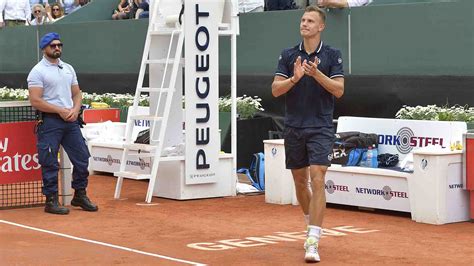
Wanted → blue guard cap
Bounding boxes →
[39,32,61,49]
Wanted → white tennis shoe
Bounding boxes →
[304,236,321,263]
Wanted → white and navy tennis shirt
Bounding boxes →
[275,41,344,128]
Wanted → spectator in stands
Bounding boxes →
[271,6,344,263]
[239,0,264,13]
[112,0,131,20]
[59,0,79,15]
[29,0,48,21]
[77,0,90,8]
[30,0,49,8]
[135,0,150,19]
[266,0,296,11]
[314,0,372,8]
[28,3,51,25]
[0,0,31,28]
[48,3,65,22]
[27,32,99,215]
[112,0,139,20]
[293,0,307,9]
[58,0,89,15]
[112,0,141,20]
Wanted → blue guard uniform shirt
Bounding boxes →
[275,41,344,128]
[27,57,78,107]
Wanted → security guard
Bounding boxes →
[27,32,98,215]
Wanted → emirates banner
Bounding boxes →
[0,122,41,184]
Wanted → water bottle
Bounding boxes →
[365,146,373,168]
[371,144,378,168]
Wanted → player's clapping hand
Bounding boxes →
[303,57,319,77]
[293,56,304,82]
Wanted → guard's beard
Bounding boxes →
[50,51,61,59]
[46,50,61,59]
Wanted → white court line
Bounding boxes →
[0,220,206,266]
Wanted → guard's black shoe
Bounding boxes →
[71,189,98,212]
[44,193,70,215]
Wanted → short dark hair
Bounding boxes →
[305,6,326,22]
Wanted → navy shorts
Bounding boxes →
[283,126,335,169]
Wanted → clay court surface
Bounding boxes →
[1,174,473,265]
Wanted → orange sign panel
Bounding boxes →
[82,108,121,123]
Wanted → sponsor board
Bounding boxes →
[184,0,220,184]
[0,122,41,184]
[337,117,466,160]
[325,171,411,212]
[90,146,151,174]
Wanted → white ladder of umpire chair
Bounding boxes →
[113,1,184,203]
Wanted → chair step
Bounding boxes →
[124,143,158,152]
[219,31,234,37]
[145,58,184,65]
[160,156,185,162]
[219,23,231,30]
[129,115,163,121]
[125,152,183,160]
[123,155,184,161]
[150,28,182,35]
[114,171,151,180]
[218,23,234,36]
[128,152,154,157]
[138,87,174,93]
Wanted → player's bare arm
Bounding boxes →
[272,56,305,97]
[303,58,344,98]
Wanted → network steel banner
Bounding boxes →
[0,122,41,184]
[324,172,410,212]
[337,116,467,161]
[184,0,221,184]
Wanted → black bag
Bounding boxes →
[377,153,399,167]
[331,131,378,166]
[135,129,150,144]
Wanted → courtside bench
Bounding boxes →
[264,116,471,225]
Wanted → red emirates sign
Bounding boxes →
[0,122,41,184]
